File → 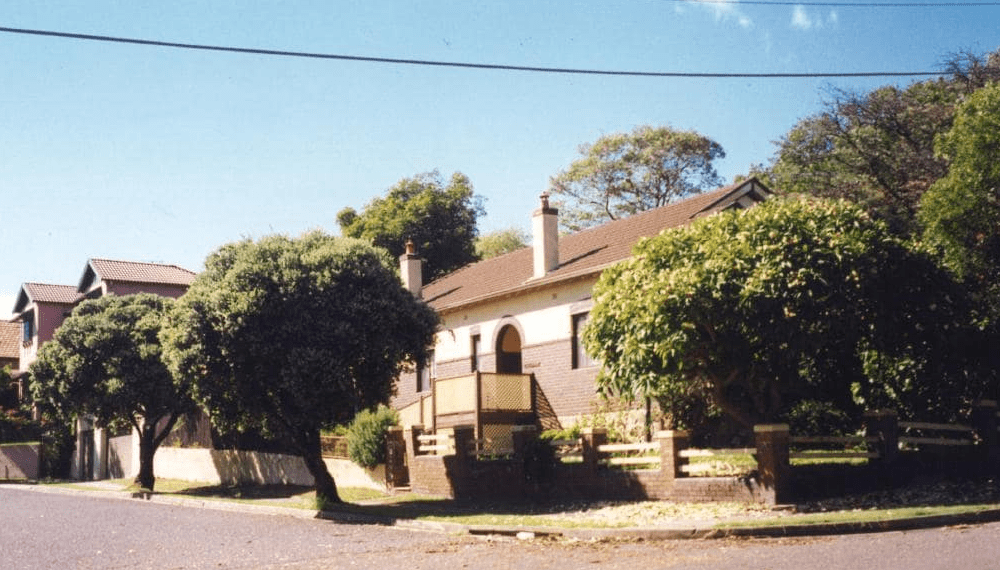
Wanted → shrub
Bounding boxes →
[346,406,399,468]
[784,400,855,436]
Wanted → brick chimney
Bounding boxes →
[532,193,559,279]
[400,240,423,298]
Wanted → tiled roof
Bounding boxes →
[86,258,197,287]
[0,321,19,359]
[422,179,769,313]
[21,283,80,305]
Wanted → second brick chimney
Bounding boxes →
[532,193,559,279]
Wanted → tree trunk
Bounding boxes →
[133,413,180,492]
[135,420,157,491]
[298,429,341,506]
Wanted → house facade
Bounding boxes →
[9,258,197,479]
[393,179,770,440]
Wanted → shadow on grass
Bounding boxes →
[174,483,314,501]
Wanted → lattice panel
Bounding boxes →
[481,423,515,455]
[480,374,531,411]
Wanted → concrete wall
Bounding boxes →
[150,447,387,491]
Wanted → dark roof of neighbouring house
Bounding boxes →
[0,321,19,360]
[12,283,81,315]
[78,258,197,293]
[422,178,770,313]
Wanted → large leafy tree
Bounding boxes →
[919,80,1000,323]
[549,125,725,231]
[768,49,1000,236]
[29,294,194,490]
[585,197,989,430]
[160,231,438,504]
[337,170,484,282]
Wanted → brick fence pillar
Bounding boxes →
[511,425,538,458]
[754,424,790,506]
[450,425,475,459]
[657,430,689,481]
[581,428,607,476]
[973,400,999,472]
[403,424,424,459]
[864,409,899,464]
[384,426,408,488]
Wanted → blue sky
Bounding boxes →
[1,1,998,316]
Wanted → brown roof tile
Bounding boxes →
[21,283,81,305]
[86,258,197,287]
[422,179,769,313]
[0,321,19,359]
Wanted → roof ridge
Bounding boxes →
[23,281,77,288]
[90,257,195,273]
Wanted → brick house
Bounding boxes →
[10,258,196,479]
[393,179,770,449]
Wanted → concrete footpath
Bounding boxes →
[5,481,1000,541]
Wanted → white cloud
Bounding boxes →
[791,5,839,30]
[693,0,754,29]
[791,5,814,30]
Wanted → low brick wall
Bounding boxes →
[401,424,779,504]
[0,442,41,480]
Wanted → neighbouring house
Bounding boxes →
[10,258,197,480]
[393,178,770,452]
[1,320,21,403]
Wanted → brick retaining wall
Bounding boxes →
[0,442,41,480]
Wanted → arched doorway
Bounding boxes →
[495,325,523,374]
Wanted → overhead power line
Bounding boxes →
[0,25,947,79]
[669,0,1000,6]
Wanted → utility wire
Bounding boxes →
[0,25,947,79]
[669,0,1000,5]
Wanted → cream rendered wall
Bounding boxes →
[434,277,598,365]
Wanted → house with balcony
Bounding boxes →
[393,178,770,452]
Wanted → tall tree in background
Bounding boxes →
[337,171,484,282]
[549,125,725,232]
[29,294,194,491]
[768,49,1000,236]
[475,227,528,260]
[160,232,438,505]
[919,81,1000,323]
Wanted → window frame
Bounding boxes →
[571,311,595,369]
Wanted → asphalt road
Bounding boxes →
[4,485,1000,570]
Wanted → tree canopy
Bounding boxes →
[337,170,484,282]
[474,227,528,260]
[549,125,725,231]
[919,80,1000,323]
[29,294,193,490]
[160,231,438,504]
[585,197,990,431]
[767,49,1000,236]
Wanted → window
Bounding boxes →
[571,312,595,369]
[21,316,33,344]
[417,349,435,392]
[470,334,481,372]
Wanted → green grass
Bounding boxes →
[715,503,1000,528]
[39,477,1000,532]
[47,478,390,508]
